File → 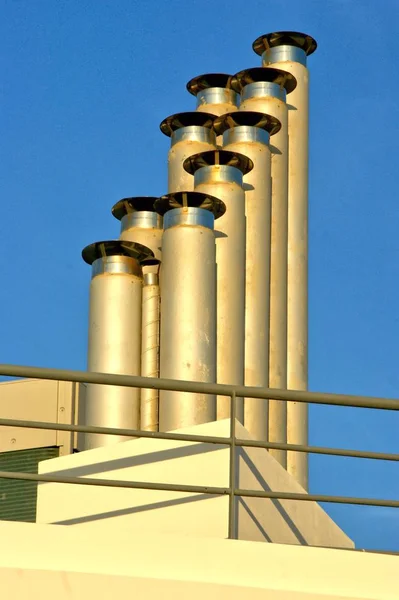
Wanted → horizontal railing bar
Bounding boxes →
[0,470,229,495]
[1,364,399,410]
[235,488,399,508]
[0,418,230,447]
[1,417,398,463]
[235,438,399,462]
[0,470,397,508]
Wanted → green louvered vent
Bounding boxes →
[0,447,59,522]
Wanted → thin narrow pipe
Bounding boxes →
[0,418,229,446]
[235,439,399,462]
[228,391,237,539]
[0,469,398,509]
[1,417,399,462]
[140,272,160,431]
[235,489,399,508]
[0,470,229,495]
[1,364,399,411]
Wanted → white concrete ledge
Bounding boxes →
[0,520,397,599]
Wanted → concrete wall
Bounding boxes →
[0,520,397,599]
[37,418,353,548]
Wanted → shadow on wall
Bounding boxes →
[43,438,307,544]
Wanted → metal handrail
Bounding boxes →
[228,391,237,538]
[0,363,398,545]
[0,417,398,462]
[1,364,399,410]
[0,470,398,509]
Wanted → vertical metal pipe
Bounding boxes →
[140,272,160,431]
[231,68,296,466]
[187,73,239,117]
[81,241,153,449]
[112,197,163,431]
[112,196,163,267]
[160,112,216,193]
[228,390,237,540]
[253,32,317,488]
[214,112,280,442]
[184,151,253,423]
[155,192,226,432]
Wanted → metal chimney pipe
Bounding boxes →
[112,197,163,431]
[213,111,281,442]
[160,112,216,193]
[184,150,253,423]
[231,67,296,467]
[112,196,162,267]
[253,31,317,488]
[155,191,226,432]
[186,73,239,117]
[81,240,154,449]
[141,270,161,431]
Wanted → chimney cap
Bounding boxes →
[183,150,253,176]
[231,67,297,93]
[186,73,234,95]
[252,31,317,57]
[141,257,161,267]
[82,240,154,265]
[213,111,281,136]
[160,111,216,137]
[155,191,226,219]
[112,196,159,220]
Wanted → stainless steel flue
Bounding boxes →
[231,67,296,467]
[213,111,280,442]
[184,150,253,423]
[155,191,225,432]
[112,196,163,431]
[112,196,162,267]
[160,112,216,193]
[82,240,153,449]
[141,270,161,431]
[187,73,239,116]
[253,31,317,488]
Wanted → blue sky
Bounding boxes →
[1,0,399,551]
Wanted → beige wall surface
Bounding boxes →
[0,379,85,455]
[0,567,367,600]
[37,418,353,548]
[0,520,398,600]
[0,379,59,452]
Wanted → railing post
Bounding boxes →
[228,390,237,539]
